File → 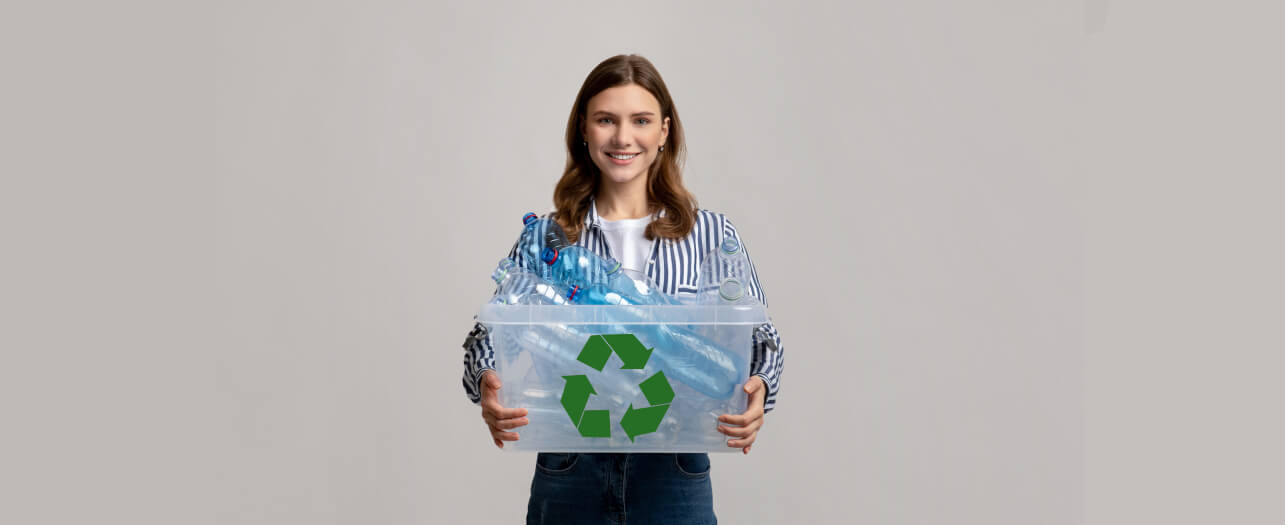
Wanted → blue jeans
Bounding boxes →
[527,452,717,525]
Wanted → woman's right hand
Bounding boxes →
[479,370,529,449]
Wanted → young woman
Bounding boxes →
[461,54,786,525]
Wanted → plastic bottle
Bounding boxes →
[695,236,761,305]
[488,258,570,306]
[514,212,571,281]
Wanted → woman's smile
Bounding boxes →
[607,151,640,164]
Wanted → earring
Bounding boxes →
[659,145,665,152]
[583,140,587,147]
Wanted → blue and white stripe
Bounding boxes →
[462,197,785,412]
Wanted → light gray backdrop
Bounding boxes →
[7,1,1280,524]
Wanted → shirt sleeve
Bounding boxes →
[723,218,785,413]
[461,319,495,405]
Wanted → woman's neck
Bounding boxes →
[595,178,651,221]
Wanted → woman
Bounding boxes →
[461,54,786,525]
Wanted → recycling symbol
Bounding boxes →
[560,333,674,442]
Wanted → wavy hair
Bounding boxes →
[553,54,697,244]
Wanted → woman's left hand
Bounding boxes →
[717,376,766,455]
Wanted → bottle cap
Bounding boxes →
[522,212,539,226]
[721,236,741,255]
[565,284,581,302]
[540,247,559,265]
[718,278,745,301]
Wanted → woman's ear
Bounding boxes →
[661,116,670,146]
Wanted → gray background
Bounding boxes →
[2,1,1280,524]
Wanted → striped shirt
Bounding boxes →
[462,197,785,413]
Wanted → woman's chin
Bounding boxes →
[599,169,646,186]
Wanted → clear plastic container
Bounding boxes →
[476,303,768,452]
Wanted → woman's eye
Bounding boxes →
[598,118,612,124]
[635,118,650,125]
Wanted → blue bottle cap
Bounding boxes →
[565,284,581,302]
[540,247,559,265]
[522,212,538,226]
[721,236,740,255]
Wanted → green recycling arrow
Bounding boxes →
[621,403,669,441]
[561,374,610,438]
[576,334,653,371]
[621,370,673,442]
[558,333,674,442]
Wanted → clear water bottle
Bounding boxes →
[515,212,571,281]
[695,236,761,305]
[489,258,570,305]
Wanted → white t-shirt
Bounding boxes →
[598,214,654,274]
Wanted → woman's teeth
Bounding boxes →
[608,153,638,160]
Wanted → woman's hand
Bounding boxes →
[717,376,766,455]
[479,370,528,449]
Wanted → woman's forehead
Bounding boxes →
[587,84,660,114]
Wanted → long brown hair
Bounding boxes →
[553,54,697,244]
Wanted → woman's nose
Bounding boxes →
[612,127,631,147]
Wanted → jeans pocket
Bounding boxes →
[673,453,711,478]
[535,452,580,475]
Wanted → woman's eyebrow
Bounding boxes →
[592,110,656,117]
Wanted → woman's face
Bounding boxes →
[582,84,670,188]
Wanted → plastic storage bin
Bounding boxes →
[476,303,768,452]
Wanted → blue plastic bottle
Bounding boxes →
[514,212,571,281]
